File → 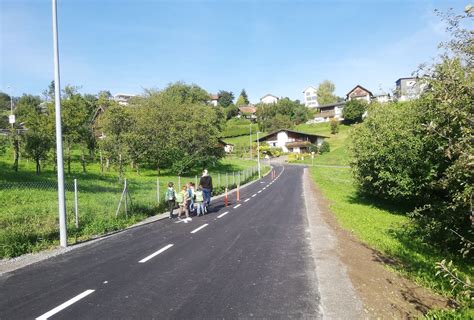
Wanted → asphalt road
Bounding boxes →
[0,165,322,319]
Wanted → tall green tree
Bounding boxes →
[217,90,234,108]
[316,80,338,105]
[15,95,52,174]
[60,87,89,174]
[236,89,249,106]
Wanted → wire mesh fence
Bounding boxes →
[0,165,267,258]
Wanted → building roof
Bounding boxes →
[345,85,373,99]
[114,93,136,98]
[395,77,417,83]
[238,105,257,114]
[218,139,234,146]
[209,94,219,100]
[303,86,317,93]
[260,93,279,100]
[258,129,329,141]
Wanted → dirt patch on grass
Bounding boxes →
[309,178,451,319]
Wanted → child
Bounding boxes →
[195,185,205,216]
[166,182,176,219]
[187,182,195,215]
[177,185,190,221]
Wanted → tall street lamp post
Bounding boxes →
[257,131,261,178]
[249,124,252,160]
[52,0,67,247]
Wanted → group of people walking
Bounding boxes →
[165,169,213,221]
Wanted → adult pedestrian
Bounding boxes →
[199,169,213,212]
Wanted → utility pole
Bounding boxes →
[257,131,261,179]
[52,0,67,247]
[249,124,252,160]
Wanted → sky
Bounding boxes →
[0,0,468,103]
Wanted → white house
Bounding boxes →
[113,93,136,106]
[260,94,279,104]
[257,129,327,154]
[303,86,319,107]
[209,94,219,106]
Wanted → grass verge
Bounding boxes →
[310,167,473,317]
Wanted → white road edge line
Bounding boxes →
[244,198,250,202]
[252,194,257,197]
[36,289,95,320]
[217,211,229,218]
[139,244,174,263]
[190,224,209,234]
[233,204,241,209]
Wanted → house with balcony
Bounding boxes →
[237,105,257,121]
[345,85,373,103]
[307,101,345,123]
[257,129,327,154]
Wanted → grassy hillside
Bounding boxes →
[293,122,352,166]
[222,118,259,138]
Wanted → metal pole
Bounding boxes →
[249,124,252,160]
[178,176,181,191]
[195,175,198,187]
[74,179,78,228]
[257,132,261,179]
[124,178,128,218]
[52,0,67,247]
[226,172,228,188]
[218,173,221,187]
[157,178,160,203]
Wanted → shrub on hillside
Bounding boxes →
[318,141,330,154]
[343,100,367,124]
[330,118,339,134]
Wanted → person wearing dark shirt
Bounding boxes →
[199,169,213,212]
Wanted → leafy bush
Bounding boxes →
[350,102,428,201]
[343,99,367,124]
[330,118,339,134]
[318,141,330,154]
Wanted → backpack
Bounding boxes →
[166,188,175,201]
[195,190,204,202]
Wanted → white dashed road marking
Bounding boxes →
[233,204,241,209]
[36,290,95,320]
[217,211,229,219]
[252,194,257,197]
[244,198,250,202]
[139,244,174,263]
[258,190,262,193]
[190,224,208,234]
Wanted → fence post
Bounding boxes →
[124,178,128,218]
[238,172,241,185]
[74,179,79,228]
[226,172,228,188]
[218,173,221,187]
[157,177,160,204]
[178,175,181,191]
[233,171,235,185]
[195,175,198,187]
